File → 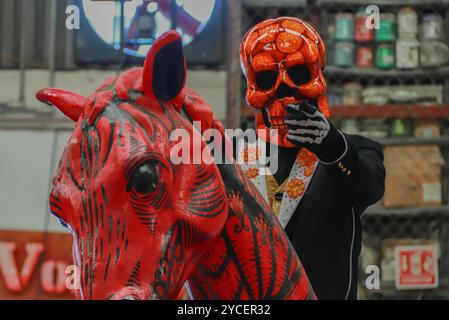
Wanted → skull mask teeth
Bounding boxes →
[240,17,330,148]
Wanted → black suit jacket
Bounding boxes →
[285,134,385,300]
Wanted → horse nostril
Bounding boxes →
[275,83,296,99]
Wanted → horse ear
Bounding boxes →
[36,88,86,122]
[142,31,187,103]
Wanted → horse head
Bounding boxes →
[36,31,228,300]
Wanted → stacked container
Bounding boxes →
[375,13,396,69]
[333,12,355,67]
[355,8,375,68]
[396,7,420,69]
[419,12,449,67]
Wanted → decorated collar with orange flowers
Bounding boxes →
[238,141,318,228]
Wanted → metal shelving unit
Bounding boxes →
[366,205,449,216]
[330,105,449,119]
[234,0,449,299]
[325,66,449,78]
[317,0,449,6]
[317,0,449,299]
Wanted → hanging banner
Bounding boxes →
[0,230,75,300]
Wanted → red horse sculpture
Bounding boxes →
[36,31,315,300]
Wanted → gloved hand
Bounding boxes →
[284,101,347,164]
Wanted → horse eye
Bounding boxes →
[129,162,159,194]
[255,70,278,90]
[288,65,311,86]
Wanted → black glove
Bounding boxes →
[284,101,347,164]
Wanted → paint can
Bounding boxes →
[420,40,449,67]
[342,82,363,106]
[396,39,419,69]
[355,9,374,42]
[420,13,445,41]
[390,119,412,137]
[376,13,396,42]
[334,42,355,67]
[356,46,374,68]
[398,6,418,39]
[328,86,343,106]
[341,120,359,135]
[334,13,355,41]
[375,43,395,69]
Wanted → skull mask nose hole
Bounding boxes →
[275,82,296,99]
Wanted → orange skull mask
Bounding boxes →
[240,17,330,148]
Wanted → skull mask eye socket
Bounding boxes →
[255,70,278,91]
[287,65,311,86]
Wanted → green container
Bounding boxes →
[390,119,411,137]
[334,13,355,41]
[334,42,355,67]
[376,13,396,42]
[376,44,395,69]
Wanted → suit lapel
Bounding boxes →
[277,156,318,228]
[238,144,319,229]
[238,140,269,203]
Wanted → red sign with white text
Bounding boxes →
[395,245,439,290]
[0,230,75,299]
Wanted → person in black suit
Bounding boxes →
[239,17,386,299]
[268,101,386,299]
